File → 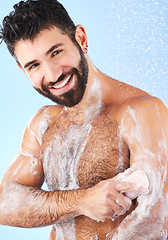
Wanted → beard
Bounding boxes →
[34,46,89,107]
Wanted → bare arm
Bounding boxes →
[0,106,83,227]
[0,180,87,228]
[108,97,168,239]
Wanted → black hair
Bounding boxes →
[0,0,76,59]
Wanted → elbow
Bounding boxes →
[0,182,21,226]
[0,191,11,226]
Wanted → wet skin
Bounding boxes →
[43,93,168,239]
[42,103,134,239]
[0,25,168,240]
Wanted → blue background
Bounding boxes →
[0,0,168,239]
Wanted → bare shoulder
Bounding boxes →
[128,95,167,110]
[27,104,64,144]
[29,104,63,127]
[116,95,168,165]
[117,95,168,125]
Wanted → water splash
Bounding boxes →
[107,0,168,104]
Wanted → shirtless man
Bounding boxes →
[0,0,168,239]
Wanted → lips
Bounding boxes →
[51,74,72,90]
[52,74,72,90]
[48,73,74,95]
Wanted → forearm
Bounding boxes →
[0,177,134,228]
[0,182,84,228]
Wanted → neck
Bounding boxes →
[75,56,113,109]
[68,59,101,110]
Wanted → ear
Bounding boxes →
[75,25,88,53]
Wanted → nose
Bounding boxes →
[42,62,62,86]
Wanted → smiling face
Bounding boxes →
[14,26,89,107]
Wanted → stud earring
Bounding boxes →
[84,45,88,54]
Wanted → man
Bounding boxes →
[0,0,168,239]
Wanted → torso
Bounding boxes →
[42,103,131,239]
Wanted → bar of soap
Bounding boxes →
[117,169,150,199]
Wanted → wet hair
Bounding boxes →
[0,0,76,60]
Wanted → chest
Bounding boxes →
[42,110,130,190]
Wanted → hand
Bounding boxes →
[78,179,133,222]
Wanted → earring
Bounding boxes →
[84,45,88,54]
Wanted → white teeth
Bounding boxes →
[53,75,71,89]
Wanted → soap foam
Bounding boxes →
[43,79,102,240]
[112,105,168,239]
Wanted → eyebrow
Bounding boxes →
[24,60,37,69]
[45,43,64,56]
[24,43,64,69]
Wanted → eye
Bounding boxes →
[29,63,39,71]
[51,50,62,57]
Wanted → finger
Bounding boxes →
[109,191,132,212]
[111,213,119,221]
[110,197,127,216]
[114,181,145,200]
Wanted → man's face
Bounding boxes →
[14,26,89,107]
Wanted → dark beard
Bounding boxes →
[34,48,89,107]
